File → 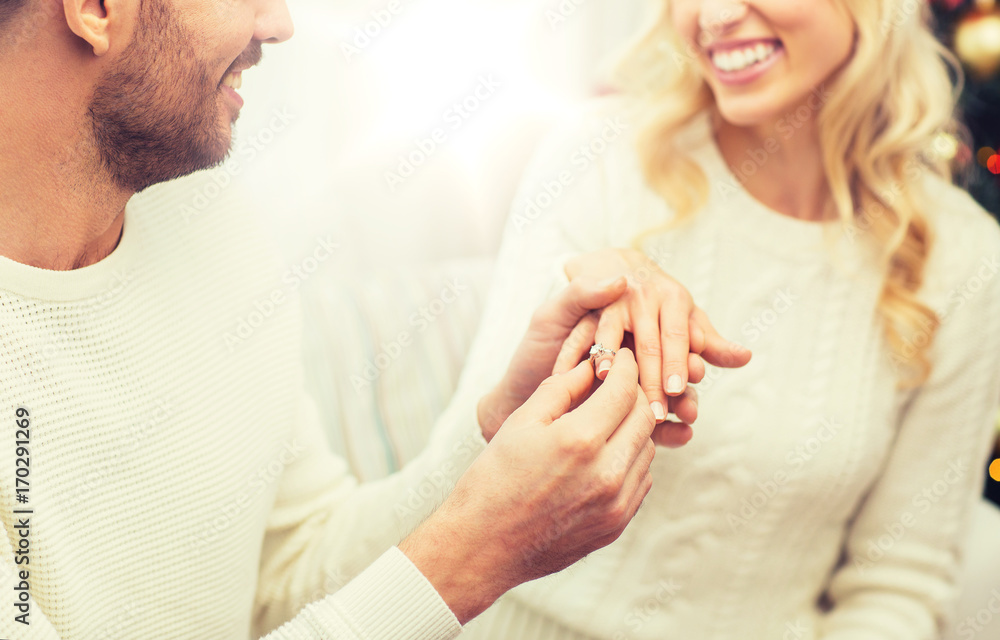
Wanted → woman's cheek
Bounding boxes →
[669,4,700,46]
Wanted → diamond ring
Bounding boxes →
[588,343,616,364]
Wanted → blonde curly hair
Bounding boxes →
[617,0,963,387]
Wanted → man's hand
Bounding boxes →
[401,349,655,625]
[477,275,628,442]
[559,248,752,445]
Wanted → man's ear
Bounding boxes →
[63,0,116,56]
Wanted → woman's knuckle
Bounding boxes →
[663,325,689,341]
[637,339,662,357]
[663,286,692,305]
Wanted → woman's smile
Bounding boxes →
[707,38,784,85]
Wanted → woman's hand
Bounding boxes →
[477,275,629,443]
[557,248,752,443]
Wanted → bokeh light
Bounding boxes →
[990,154,1000,174]
[977,146,996,166]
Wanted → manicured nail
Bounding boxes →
[651,402,666,422]
[666,374,684,394]
[597,360,612,377]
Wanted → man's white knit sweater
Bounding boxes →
[459,108,1000,640]
[0,172,486,639]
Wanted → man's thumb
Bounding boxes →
[515,361,596,425]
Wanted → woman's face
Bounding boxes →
[671,0,855,128]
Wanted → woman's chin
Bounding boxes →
[713,100,782,130]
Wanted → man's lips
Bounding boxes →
[221,70,245,110]
[220,41,263,87]
[222,70,243,90]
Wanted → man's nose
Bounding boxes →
[254,0,295,44]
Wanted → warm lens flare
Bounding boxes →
[990,459,1000,483]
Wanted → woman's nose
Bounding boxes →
[698,0,750,40]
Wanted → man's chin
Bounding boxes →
[131,136,234,193]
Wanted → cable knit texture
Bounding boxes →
[459,105,1000,640]
[0,173,483,639]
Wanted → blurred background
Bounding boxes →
[933,0,1000,217]
[231,0,654,269]
[221,0,1000,504]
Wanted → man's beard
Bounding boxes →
[87,0,259,193]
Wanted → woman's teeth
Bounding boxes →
[711,42,778,73]
[223,73,242,90]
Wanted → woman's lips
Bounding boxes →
[707,40,784,86]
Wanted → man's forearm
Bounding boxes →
[398,496,510,626]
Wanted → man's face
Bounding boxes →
[88,0,264,192]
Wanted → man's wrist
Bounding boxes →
[399,501,510,625]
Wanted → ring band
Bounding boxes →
[589,343,616,364]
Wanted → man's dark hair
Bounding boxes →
[0,0,29,30]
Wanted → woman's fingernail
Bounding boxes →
[730,341,748,352]
[666,375,684,394]
[651,402,666,422]
[597,360,612,377]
